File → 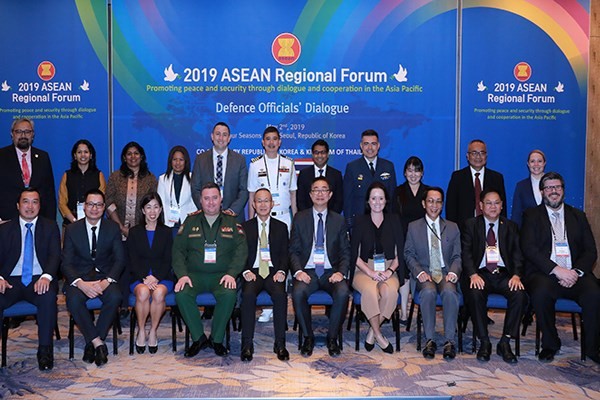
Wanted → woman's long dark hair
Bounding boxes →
[69,139,99,173]
[165,145,191,182]
[120,141,150,178]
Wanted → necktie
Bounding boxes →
[21,153,31,187]
[215,154,223,187]
[259,221,269,278]
[474,172,482,216]
[22,223,33,286]
[429,224,442,284]
[551,211,568,269]
[318,169,324,177]
[91,226,97,259]
[315,213,324,277]
[369,161,375,176]
[486,223,497,272]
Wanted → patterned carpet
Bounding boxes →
[1,296,600,400]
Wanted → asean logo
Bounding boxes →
[513,62,531,82]
[272,33,301,66]
[37,61,56,81]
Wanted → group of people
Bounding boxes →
[0,117,599,373]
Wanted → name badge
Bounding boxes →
[260,246,271,262]
[486,246,500,264]
[313,245,325,266]
[373,253,386,272]
[167,206,181,225]
[204,243,217,264]
[555,241,570,257]
[271,192,281,208]
[76,202,85,220]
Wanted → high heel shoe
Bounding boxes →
[135,342,146,354]
[148,345,158,354]
[376,336,394,354]
[364,327,375,352]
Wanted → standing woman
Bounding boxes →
[58,139,106,227]
[393,156,429,324]
[351,182,405,353]
[157,146,197,234]
[128,192,173,354]
[511,149,546,227]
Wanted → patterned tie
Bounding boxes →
[215,154,223,187]
[429,224,442,284]
[21,153,31,187]
[91,226,97,259]
[22,223,33,286]
[486,223,497,272]
[259,221,269,279]
[551,211,568,269]
[369,161,375,176]
[315,213,325,277]
[474,172,482,216]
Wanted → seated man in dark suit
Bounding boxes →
[290,177,350,357]
[240,188,289,362]
[62,189,125,367]
[0,188,60,370]
[461,188,527,364]
[521,172,600,363]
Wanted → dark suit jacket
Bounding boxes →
[191,148,248,221]
[127,224,173,282]
[242,217,289,275]
[461,215,523,278]
[0,145,56,221]
[289,209,350,277]
[404,217,461,279]
[61,218,125,285]
[0,216,61,279]
[521,203,597,276]
[511,177,539,227]
[297,165,343,213]
[445,166,506,227]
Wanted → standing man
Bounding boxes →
[0,118,56,222]
[290,177,350,357]
[446,139,506,228]
[343,129,396,229]
[191,122,248,222]
[173,182,248,357]
[461,188,527,364]
[404,187,461,360]
[62,189,125,367]
[0,188,60,370]
[297,139,343,213]
[521,172,600,363]
[240,188,289,362]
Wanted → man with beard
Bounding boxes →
[521,172,600,363]
[0,118,56,222]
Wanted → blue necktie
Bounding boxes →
[22,222,33,286]
[315,213,324,277]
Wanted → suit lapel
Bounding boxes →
[205,149,215,181]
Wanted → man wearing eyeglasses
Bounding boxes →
[0,118,56,222]
[521,172,600,363]
[446,139,506,229]
[297,139,343,213]
[62,189,125,367]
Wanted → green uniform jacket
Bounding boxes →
[172,211,248,278]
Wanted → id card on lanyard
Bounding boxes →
[204,243,217,264]
[76,202,85,220]
[373,253,386,272]
[486,246,500,264]
[167,206,181,225]
[313,245,325,266]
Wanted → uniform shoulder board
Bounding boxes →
[236,223,245,235]
[282,154,294,162]
[251,155,264,163]
[187,209,203,217]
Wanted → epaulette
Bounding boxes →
[236,223,245,235]
[281,154,294,161]
[187,209,203,216]
[251,155,264,163]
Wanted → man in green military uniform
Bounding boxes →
[174,182,247,357]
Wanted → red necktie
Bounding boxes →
[21,153,31,187]
[474,172,482,216]
[486,223,497,272]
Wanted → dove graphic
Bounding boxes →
[554,81,564,93]
[393,64,408,82]
[1,80,10,92]
[477,81,487,92]
[164,64,179,82]
[80,80,90,91]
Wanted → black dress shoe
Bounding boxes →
[83,342,95,363]
[148,344,158,354]
[241,345,253,362]
[538,348,557,362]
[135,342,146,354]
[300,336,314,357]
[497,341,517,364]
[37,347,54,371]
[364,327,375,352]
[443,341,456,360]
[213,342,228,356]
[95,344,109,366]
[422,339,437,359]
[376,337,393,354]
[476,340,492,362]
[327,337,341,357]
[274,345,290,361]
[184,334,209,358]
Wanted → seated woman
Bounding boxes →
[128,192,174,354]
[351,182,405,354]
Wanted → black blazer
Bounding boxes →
[521,203,597,276]
[0,216,61,279]
[127,224,173,282]
[0,145,56,221]
[242,217,289,274]
[289,209,350,277]
[461,215,523,278]
[446,166,506,227]
[296,165,343,214]
[61,218,125,285]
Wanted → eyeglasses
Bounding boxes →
[312,150,328,155]
[13,129,34,136]
[311,189,330,194]
[468,151,487,157]
[85,202,105,208]
[425,199,443,205]
[483,201,502,207]
[543,185,563,191]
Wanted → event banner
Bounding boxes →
[0,0,109,185]
[460,0,589,209]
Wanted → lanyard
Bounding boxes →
[263,155,281,189]
[426,219,441,241]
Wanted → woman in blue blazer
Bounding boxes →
[511,149,546,227]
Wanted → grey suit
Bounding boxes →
[404,217,461,342]
[191,149,248,222]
